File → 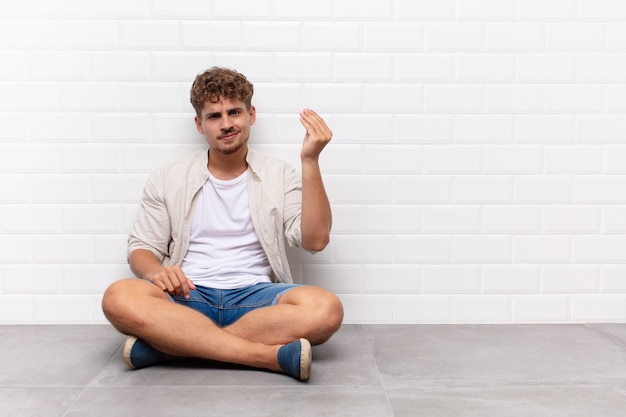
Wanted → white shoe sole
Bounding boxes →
[122,336,138,369]
[299,338,312,381]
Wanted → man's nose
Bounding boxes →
[221,115,233,130]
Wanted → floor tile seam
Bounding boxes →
[75,384,387,391]
[0,385,88,389]
[382,379,626,390]
[85,338,126,389]
[60,384,91,417]
[361,324,396,416]
[584,324,626,351]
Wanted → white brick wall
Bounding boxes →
[1,0,625,324]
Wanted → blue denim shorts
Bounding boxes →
[169,282,300,327]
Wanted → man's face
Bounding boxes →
[194,97,256,156]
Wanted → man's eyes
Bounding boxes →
[206,110,241,119]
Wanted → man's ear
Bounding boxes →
[194,115,204,134]
[249,105,256,125]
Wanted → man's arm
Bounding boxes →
[127,168,195,298]
[299,109,333,252]
[130,249,195,298]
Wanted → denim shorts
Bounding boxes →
[169,282,300,327]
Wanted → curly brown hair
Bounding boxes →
[190,67,254,117]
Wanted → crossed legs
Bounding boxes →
[101,279,343,374]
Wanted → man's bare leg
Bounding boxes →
[223,286,344,346]
[102,279,283,372]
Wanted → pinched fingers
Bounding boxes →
[299,108,332,159]
[147,266,195,298]
[300,109,332,142]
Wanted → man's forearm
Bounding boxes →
[300,159,332,252]
[129,249,166,280]
[297,108,333,252]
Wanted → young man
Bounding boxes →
[102,67,343,381]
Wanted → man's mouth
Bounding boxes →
[219,131,238,141]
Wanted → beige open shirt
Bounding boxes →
[127,147,305,284]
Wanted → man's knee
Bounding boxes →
[102,279,155,329]
[304,289,344,343]
[320,291,344,333]
[102,279,131,323]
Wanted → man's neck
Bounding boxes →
[207,145,248,180]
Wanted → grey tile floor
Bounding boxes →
[1,323,626,416]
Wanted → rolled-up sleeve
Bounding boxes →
[127,169,172,263]
[282,163,303,249]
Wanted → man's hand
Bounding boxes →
[129,250,196,298]
[146,265,196,299]
[299,109,332,162]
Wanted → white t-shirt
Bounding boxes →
[180,170,272,289]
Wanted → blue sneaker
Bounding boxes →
[277,338,312,381]
[123,336,168,369]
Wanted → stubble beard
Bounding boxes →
[219,142,243,155]
[215,133,248,155]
